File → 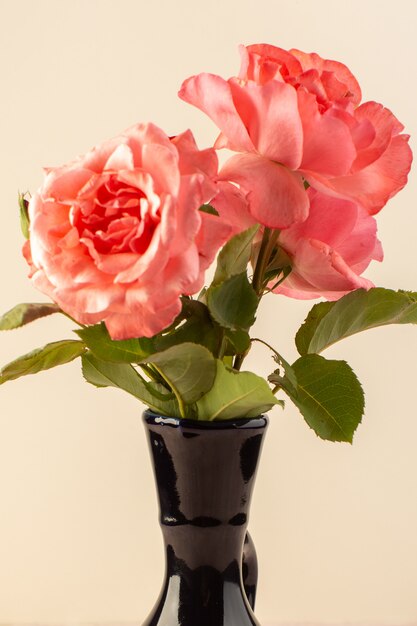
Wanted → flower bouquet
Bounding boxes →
[0,43,415,625]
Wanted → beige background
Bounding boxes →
[0,0,417,623]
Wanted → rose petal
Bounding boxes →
[352,101,405,172]
[178,73,255,153]
[305,134,413,214]
[210,181,256,235]
[298,91,356,176]
[142,142,180,195]
[114,223,168,283]
[104,143,135,171]
[42,168,93,202]
[290,49,362,104]
[171,130,218,180]
[280,190,358,251]
[244,44,303,80]
[193,211,233,271]
[168,174,203,255]
[229,78,303,167]
[105,298,181,340]
[275,238,374,300]
[220,153,309,229]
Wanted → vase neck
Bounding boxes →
[146,417,267,573]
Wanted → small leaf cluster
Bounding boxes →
[268,288,417,442]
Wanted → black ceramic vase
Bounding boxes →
[142,410,268,626]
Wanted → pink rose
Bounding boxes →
[273,190,383,300]
[179,44,412,225]
[24,123,231,340]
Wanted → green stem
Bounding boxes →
[233,228,280,371]
[139,363,168,387]
[252,228,281,297]
[250,337,281,361]
[252,228,272,296]
[233,350,248,371]
[216,328,228,360]
[152,364,187,419]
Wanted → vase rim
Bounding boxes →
[143,409,268,430]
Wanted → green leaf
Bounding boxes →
[140,342,217,404]
[288,354,364,443]
[81,352,181,416]
[0,340,86,383]
[18,192,30,239]
[0,302,62,330]
[199,203,219,216]
[196,360,282,420]
[77,302,222,365]
[296,288,417,356]
[207,272,258,331]
[76,323,155,362]
[224,328,251,355]
[155,301,220,354]
[212,226,258,285]
[295,301,334,355]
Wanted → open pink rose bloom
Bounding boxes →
[24,44,412,339]
[24,124,231,339]
[180,44,412,299]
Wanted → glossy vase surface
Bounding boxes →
[142,410,268,626]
